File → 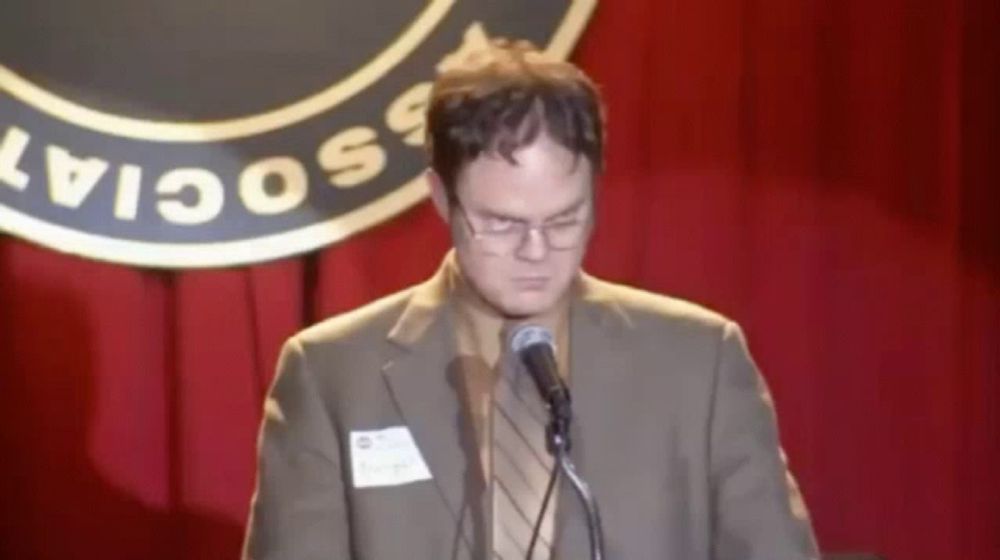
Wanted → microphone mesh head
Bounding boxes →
[509,324,555,353]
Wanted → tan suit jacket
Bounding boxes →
[243,260,819,559]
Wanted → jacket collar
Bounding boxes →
[386,251,631,352]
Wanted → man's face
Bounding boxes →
[446,134,594,319]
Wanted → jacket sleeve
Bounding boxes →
[708,322,820,560]
[242,337,352,560]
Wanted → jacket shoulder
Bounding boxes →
[292,287,414,349]
[585,275,734,333]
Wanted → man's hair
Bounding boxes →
[426,39,606,202]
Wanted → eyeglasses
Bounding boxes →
[453,200,592,256]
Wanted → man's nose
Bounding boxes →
[515,227,548,262]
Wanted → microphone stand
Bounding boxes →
[544,397,605,560]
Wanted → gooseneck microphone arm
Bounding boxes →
[552,433,604,560]
[510,325,605,560]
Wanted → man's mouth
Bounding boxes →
[512,277,550,290]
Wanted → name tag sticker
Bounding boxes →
[350,426,433,488]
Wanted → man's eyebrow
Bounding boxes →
[477,198,588,222]
[480,209,527,222]
[544,198,588,221]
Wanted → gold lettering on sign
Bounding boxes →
[240,156,308,215]
[156,168,224,225]
[386,82,433,147]
[317,126,387,189]
[45,145,109,208]
[114,164,142,221]
[437,22,491,73]
[0,126,30,191]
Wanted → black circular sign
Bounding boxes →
[0,0,596,268]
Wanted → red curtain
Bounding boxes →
[1,1,997,558]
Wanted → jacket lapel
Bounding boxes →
[554,274,632,559]
[379,262,487,557]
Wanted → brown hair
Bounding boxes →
[426,39,606,202]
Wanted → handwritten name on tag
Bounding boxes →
[350,427,433,488]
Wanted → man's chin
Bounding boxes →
[495,293,558,320]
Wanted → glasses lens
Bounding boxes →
[545,221,587,250]
[479,230,525,255]
[458,202,590,254]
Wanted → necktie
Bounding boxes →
[490,352,557,559]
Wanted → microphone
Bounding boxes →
[509,324,606,560]
[508,325,570,412]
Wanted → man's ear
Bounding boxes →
[426,168,451,224]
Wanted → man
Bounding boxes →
[243,40,819,559]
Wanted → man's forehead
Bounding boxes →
[458,145,592,189]
[472,149,590,177]
[463,182,592,219]
[474,132,587,170]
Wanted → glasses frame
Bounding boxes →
[451,198,593,256]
